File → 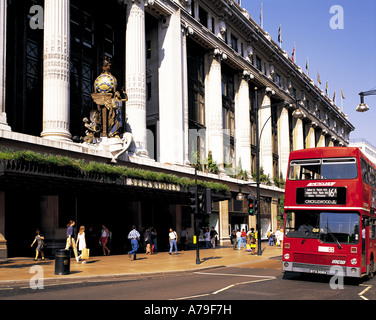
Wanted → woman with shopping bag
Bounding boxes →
[76,226,88,263]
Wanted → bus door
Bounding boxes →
[361,217,369,270]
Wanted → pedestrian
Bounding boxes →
[268,230,274,246]
[236,229,242,250]
[204,228,211,249]
[210,227,218,249]
[100,224,110,256]
[275,229,281,247]
[76,226,87,263]
[230,230,237,250]
[241,229,247,249]
[277,228,284,248]
[169,228,178,255]
[151,227,158,253]
[144,228,152,254]
[127,225,140,260]
[249,228,257,255]
[65,220,79,262]
[30,229,45,261]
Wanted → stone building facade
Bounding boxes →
[0,0,354,258]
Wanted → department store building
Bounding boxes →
[0,0,354,257]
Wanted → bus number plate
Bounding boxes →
[310,269,327,275]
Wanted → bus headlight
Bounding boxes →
[351,258,357,265]
[284,253,290,260]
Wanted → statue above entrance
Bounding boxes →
[79,57,133,162]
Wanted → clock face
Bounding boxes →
[95,73,117,93]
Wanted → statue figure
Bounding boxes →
[107,90,128,139]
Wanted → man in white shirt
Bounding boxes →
[169,228,178,255]
[128,225,140,260]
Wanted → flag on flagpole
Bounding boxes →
[317,70,322,85]
[333,90,336,103]
[260,3,263,28]
[340,89,345,111]
[341,89,346,99]
[325,81,328,95]
[305,57,309,76]
[278,24,282,47]
[291,41,295,62]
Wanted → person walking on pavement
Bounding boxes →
[204,228,211,249]
[30,229,45,261]
[100,225,110,256]
[76,226,87,263]
[144,228,152,254]
[151,227,158,253]
[65,220,79,262]
[231,230,237,250]
[241,229,247,249]
[169,228,178,255]
[236,229,242,250]
[128,225,140,260]
[249,228,257,255]
[210,227,218,249]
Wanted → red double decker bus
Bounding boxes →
[282,147,376,278]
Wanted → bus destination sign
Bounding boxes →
[296,187,347,205]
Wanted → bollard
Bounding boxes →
[54,249,70,275]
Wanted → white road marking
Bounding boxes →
[172,272,276,300]
[358,284,372,301]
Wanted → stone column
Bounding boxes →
[182,26,189,165]
[205,52,224,169]
[235,72,251,173]
[306,123,316,149]
[0,0,10,131]
[259,93,273,177]
[41,0,71,141]
[293,118,304,150]
[277,106,290,179]
[219,200,230,246]
[318,131,326,147]
[126,0,148,157]
[158,10,184,164]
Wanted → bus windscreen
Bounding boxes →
[288,157,358,180]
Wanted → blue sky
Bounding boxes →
[242,0,376,147]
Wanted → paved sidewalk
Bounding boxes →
[0,243,283,285]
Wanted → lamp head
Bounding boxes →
[236,192,245,201]
[356,103,370,113]
[292,108,305,119]
[356,93,370,112]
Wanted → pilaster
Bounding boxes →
[41,0,71,141]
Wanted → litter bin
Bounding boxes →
[55,249,70,275]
